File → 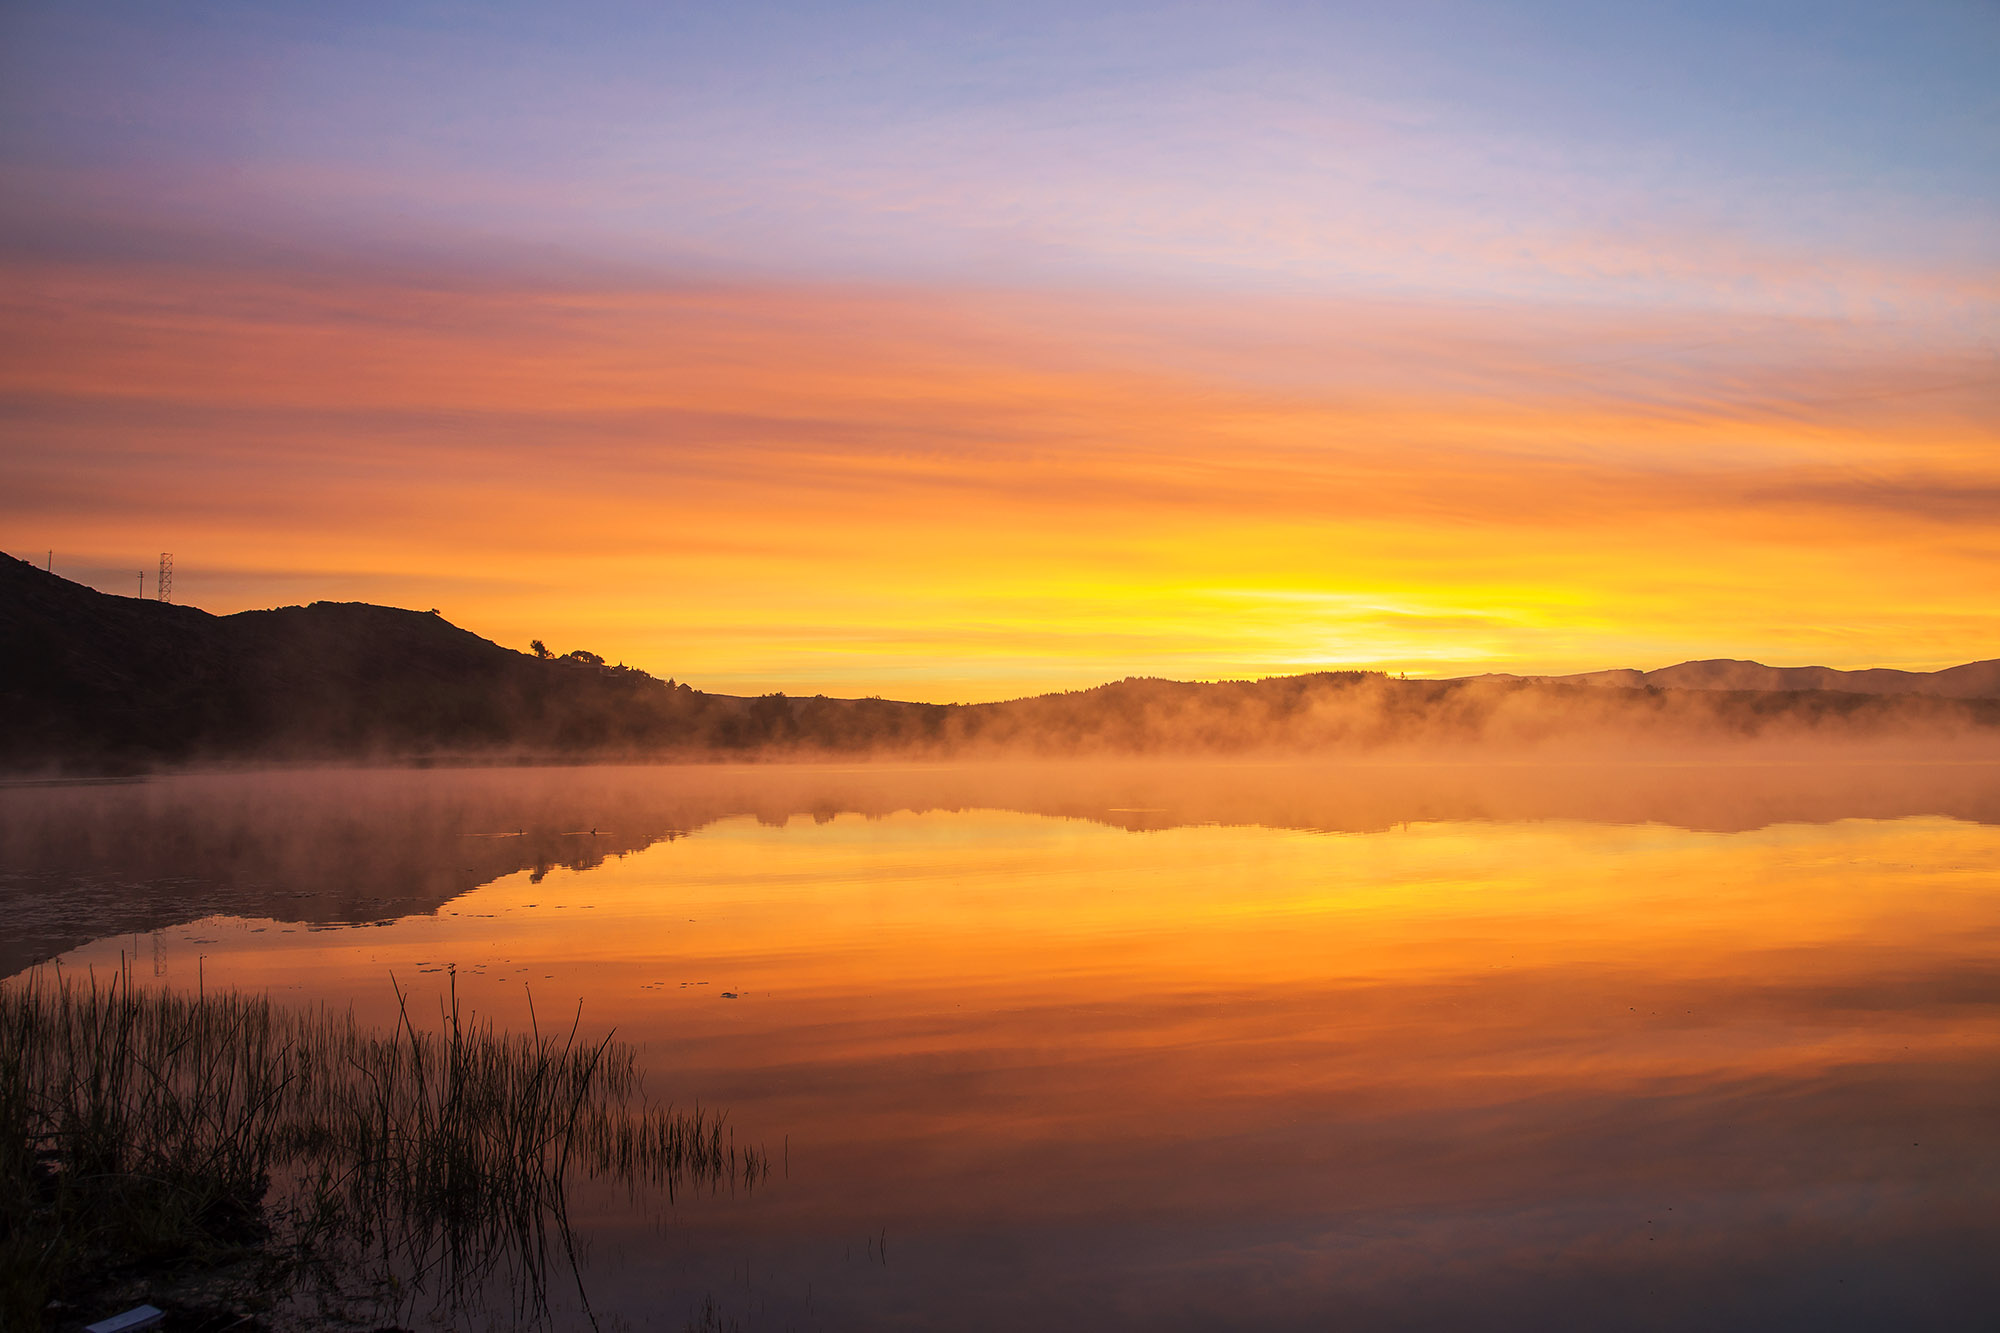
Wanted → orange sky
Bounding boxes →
[7,253,1997,700]
[4,2,1998,700]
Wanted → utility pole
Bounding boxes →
[157,553,172,603]
[138,570,145,598]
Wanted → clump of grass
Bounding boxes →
[0,964,767,1329]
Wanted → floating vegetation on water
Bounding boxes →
[0,963,769,1329]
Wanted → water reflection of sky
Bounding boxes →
[10,764,2000,1329]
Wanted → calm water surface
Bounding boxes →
[5,762,1998,1330]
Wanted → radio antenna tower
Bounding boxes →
[156,552,172,604]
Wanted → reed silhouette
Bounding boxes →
[0,962,767,1329]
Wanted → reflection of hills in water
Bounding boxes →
[7,760,2000,975]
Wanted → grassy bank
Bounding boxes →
[0,965,766,1329]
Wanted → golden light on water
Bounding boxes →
[15,762,2000,1322]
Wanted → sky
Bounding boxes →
[2,0,1996,700]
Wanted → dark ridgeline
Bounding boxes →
[0,553,719,764]
[4,552,1999,769]
[1477,658,2000,696]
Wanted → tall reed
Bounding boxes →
[0,963,766,1328]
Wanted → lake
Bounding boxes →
[5,761,1998,1330]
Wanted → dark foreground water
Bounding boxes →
[5,761,1999,1330]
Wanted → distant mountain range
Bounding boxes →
[1482,659,2000,698]
[4,552,1996,768]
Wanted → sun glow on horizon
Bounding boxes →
[3,1,1995,700]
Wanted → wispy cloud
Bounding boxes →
[5,0,1994,694]
[4,236,1994,696]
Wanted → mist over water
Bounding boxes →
[8,757,2000,975]
[7,761,2000,1330]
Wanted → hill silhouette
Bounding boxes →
[4,553,1998,768]
[0,554,722,765]
[1491,658,2000,697]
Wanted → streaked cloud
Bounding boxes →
[3,1,1995,695]
[5,235,1995,696]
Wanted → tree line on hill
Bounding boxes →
[4,553,1997,770]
